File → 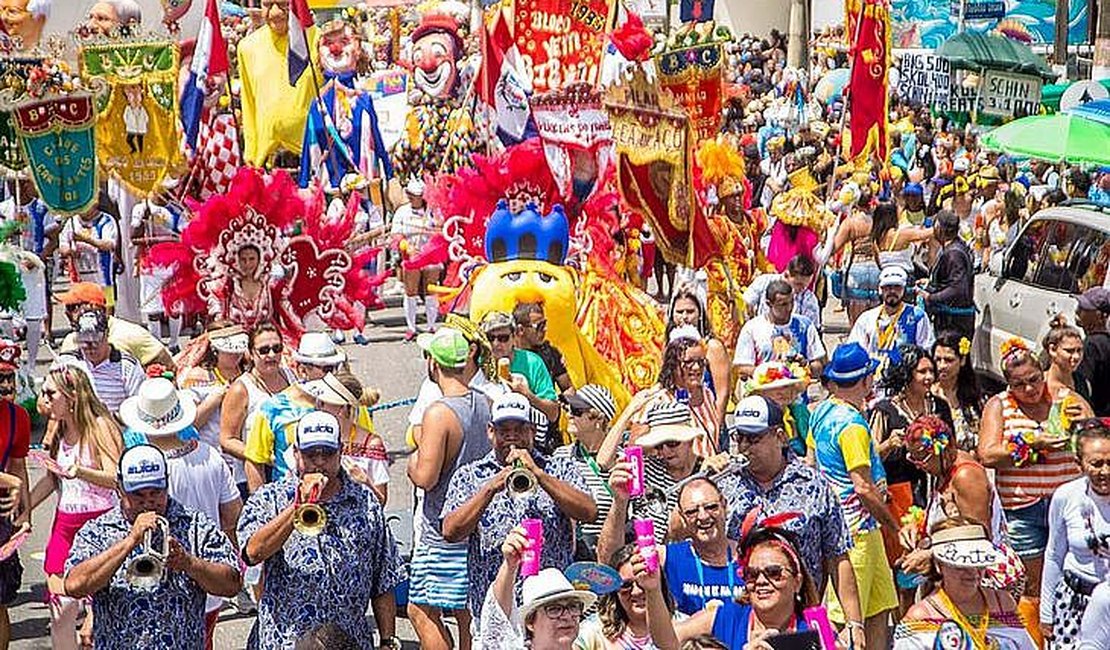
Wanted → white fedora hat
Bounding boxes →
[119,377,197,437]
[292,332,346,367]
[519,568,597,621]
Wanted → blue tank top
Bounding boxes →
[712,603,810,648]
[664,541,742,615]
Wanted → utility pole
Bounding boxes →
[1055,0,1071,79]
[1095,0,1110,79]
[787,0,809,70]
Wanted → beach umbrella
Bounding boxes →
[982,112,1110,165]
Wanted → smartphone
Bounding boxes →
[766,630,823,650]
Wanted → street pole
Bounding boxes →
[958,0,966,33]
[1094,0,1110,79]
[1055,0,1070,79]
[787,0,809,70]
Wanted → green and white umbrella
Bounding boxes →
[981,112,1110,165]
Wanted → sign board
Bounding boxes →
[1060,80,1110,111]
[514,0,612,93]
[896,53,951,107]
[949,1,1006,20]
[981,70,1042,117]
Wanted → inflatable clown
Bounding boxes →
[390,12,478,179]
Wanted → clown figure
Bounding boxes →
[390,13,479,178]
[300,17,393,191]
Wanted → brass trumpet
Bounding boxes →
[293,480,327,536]
[507,459,537,497]
[126,516,169,590]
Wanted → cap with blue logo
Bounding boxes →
[118,444,168,494]
[296,411,342,452]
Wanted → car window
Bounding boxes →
[1006,217,1110,292]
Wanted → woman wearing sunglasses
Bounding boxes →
[30,364,122,650]
[1040,417,1110,649]
[657,330,719,455]
[893,517,1035,650]
[666,286,731,431]
[575,543,680,649]
[978,338,1093,639]
[674,525,819,648]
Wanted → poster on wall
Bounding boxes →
[513,0,613,93]
[891,0,1088,49]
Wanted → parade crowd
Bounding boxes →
[3,1,1110,650]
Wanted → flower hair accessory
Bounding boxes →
[999,337,1031,372]
[958,337,971,356]
[1006,429,1040,467]
[906,414,951,458]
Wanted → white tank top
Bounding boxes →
[57,438,118,515]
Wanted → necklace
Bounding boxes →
[936,588,990,650]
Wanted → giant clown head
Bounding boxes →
[409,13,463,100]
[318,18,362,76]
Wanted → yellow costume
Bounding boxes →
[236,25,320,165]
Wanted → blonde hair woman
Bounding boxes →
[29,364,122,650]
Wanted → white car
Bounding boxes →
[973,202,1110,381]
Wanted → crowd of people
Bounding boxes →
[1,1,1110,650]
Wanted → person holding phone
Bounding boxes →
[673,525,818,648]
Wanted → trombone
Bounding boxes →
[293,480,328,536]
[126,516,169,590]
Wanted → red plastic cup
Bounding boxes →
[520,518,543,577]
[633,518,658,573]
[623,446,644,498]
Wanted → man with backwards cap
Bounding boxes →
[64,445,241,649]
[55,281,175,371]
[441,392,596,622]
[238,411,405,650]
[848,265,934,370]
[718,395,865,650]
[59,310,143,412]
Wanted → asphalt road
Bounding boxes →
[7,286,853,649]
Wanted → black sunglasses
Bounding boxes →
[255,344,283,356]
[487,333,512,343]
[742,563,793,583]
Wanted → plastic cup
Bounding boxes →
[633,518,658,573]
[520,518,543,577]
[623,446,644,498]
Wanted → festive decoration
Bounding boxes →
[79,38,182,197]
[513,0,611,93]
[531,84,614,204]
[958,337,971,356]
[0,261,25,311]
[1006,429,1040,467]
[656,41,725,142]
[846,0,891,161]
[148,168,380,342]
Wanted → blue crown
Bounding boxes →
[484,199,569,265]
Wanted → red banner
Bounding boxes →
[846,0,890,161]
[513,0,612,93]
[655,43,723,143]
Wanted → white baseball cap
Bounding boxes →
[118,444,168,494]
[878,266,909,288]
[729,395,785,436]
[296,411,342,452]
[491,393,531,425]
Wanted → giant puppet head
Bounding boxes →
[408,13,462,100]
[318,17,362,76]
[0,0,49,50]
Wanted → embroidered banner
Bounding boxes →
[531,84,613,199]
[79,40,181,196]
[655,42,723,143]
[0,57,44,174]
[8,94,99,214]
[513,0,612,93]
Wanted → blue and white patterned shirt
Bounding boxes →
[442,449,591,616]
[238,472,406,650]
[64,499,238,650]
[719,455,852,589]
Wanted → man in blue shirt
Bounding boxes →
[239,410,405,650]
[64,445,240,650]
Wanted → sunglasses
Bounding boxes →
[40,387,57,399]
[618,579,636,593]
[681,501,722,519]
[742,563,793,583]
[542,601,584,619]
[659,440,684,450]
[1008,372,1044,390]
[523,320,547,332]
[487,333,512,343]
[565,404,590,417]
[680,357,707,369]
[255,344,283,356]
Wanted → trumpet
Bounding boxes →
[293,480,328,536]
[126,516,169,590]
[507,459,537,497]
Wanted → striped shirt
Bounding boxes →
[62,350,142,412]
[996,391,1080,509]
[553,443,612,544]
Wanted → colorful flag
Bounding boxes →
[478,13,532,145]
[180,0,229,151]
[846,0,890,161]
[287,0,314,86]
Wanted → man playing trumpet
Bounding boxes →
[238,410,406,649]
[64,445,241,649]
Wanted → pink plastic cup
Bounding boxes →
[623,446,645,498]
[633,518,659,573]
[520,518,543,577]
